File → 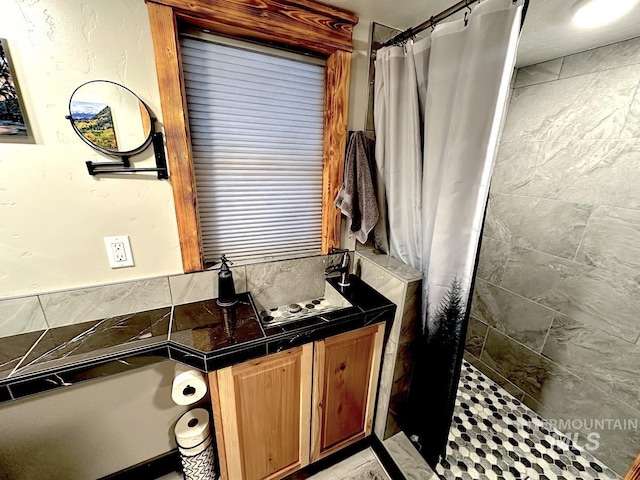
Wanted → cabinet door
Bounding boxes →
[311,323,385,461]
[209,344,313,480]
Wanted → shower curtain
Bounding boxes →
[374,0,523,465]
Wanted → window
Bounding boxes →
[180,34,325,262]
[146,0,357,272]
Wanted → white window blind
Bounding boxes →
[180,35,325,263]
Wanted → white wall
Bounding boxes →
[0,0,372,299]
[0,361,189,479]
[0,0,183,298]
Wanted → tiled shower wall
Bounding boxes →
[465,36,640,475]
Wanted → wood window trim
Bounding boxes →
[145,0,358,272]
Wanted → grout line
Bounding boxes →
[479,320,489,358]
[513,76,561,89]
[485,324,640,418]
[167,304,174,342]
[496,243,513,288]
[495,233,640,283]
[538,316,554,355]
[36,294,50,329]
[620,77,640,133]
[557,56,565,79]
[166,275,174,306]
[479,277,559,316]
[488,190,640,212]
[571,205,594,262]
[478,276,639,348]
[557,58,640,81]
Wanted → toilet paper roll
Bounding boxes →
[171,363,207,406]
[175,408,212,456]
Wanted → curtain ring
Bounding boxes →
[464,0,472,26]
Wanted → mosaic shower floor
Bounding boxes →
[433,360,620,480]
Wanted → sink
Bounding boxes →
[258,281,352,327]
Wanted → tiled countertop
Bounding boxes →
[0,276,395,403]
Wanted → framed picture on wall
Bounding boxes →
[0,38,33,142]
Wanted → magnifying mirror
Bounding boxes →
[68,80,152,156]
[66,80,167,178]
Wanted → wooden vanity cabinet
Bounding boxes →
[208,323,385,480]
[310,323,385,461]
[209,344,313,480]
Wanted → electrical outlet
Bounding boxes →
[104,235,134,268]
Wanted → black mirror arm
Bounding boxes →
[79,118,168,180]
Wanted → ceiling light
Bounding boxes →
[573,0,639,28]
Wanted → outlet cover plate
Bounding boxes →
[104,235,134,268]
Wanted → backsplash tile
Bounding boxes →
[39,277,172,328]
[169,271,214,305]
[245,255,335,311]
[0,296,48,338]
[167,266,247,306]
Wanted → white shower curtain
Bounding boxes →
[374,0,523,464]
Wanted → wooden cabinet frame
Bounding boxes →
[145,0,358,272]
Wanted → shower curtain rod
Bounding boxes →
[377,0,529,49]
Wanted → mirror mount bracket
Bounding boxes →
[84,131,168,179]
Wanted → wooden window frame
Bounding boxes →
[145,0,358,272]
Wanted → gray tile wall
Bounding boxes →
[0,254,338,337]
[465,36,640,476]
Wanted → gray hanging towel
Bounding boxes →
[334,131,379,244]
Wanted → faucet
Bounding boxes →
[325,249,351,287]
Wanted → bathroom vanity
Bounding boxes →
[209,322,385,480]
[0,274,395,479]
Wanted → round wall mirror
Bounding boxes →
[68,80,153,156]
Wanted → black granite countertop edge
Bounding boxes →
[0,276,397,405]
[0,305,392,391]
[0,343,170,389]
[3,345,170,403]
